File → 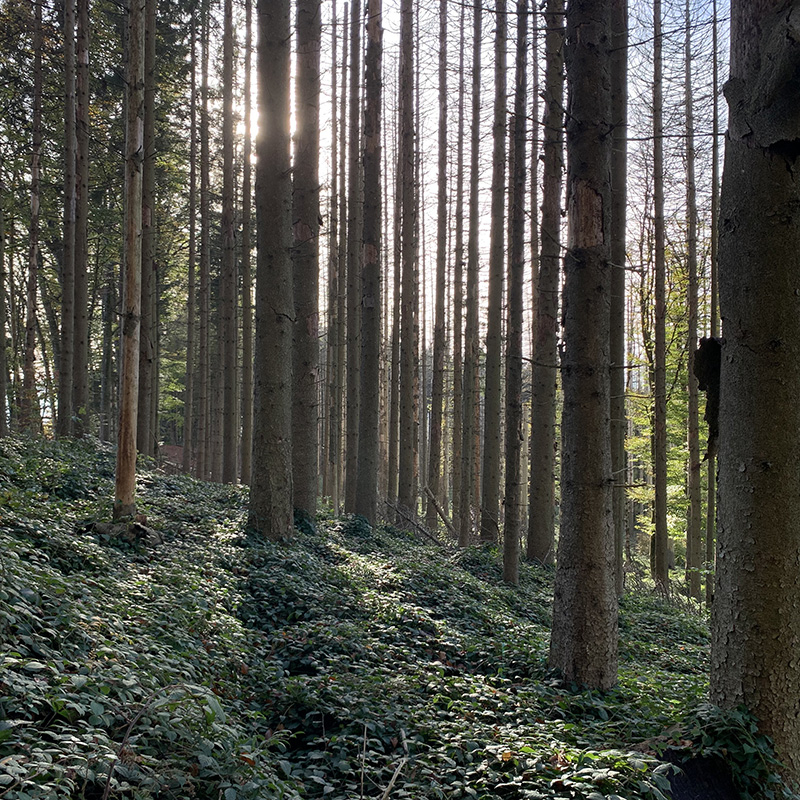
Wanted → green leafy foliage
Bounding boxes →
[0,435,752,799]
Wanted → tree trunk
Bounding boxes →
[183,13,198,475]
[73,0,89,437]
[425,0,447,531]
[503,0,527,586]
[479,0,507,544]
[58,0,76,438]
[710,1,800,781]
[344,0,362,514]
[0,164,7,437]
[610,0,627,595]
[137,0,157,458]
[248,0,293,539]
[652,0,669,593]
[397,0,418,522]
[458,0,481,546]
[292,0,321,515]
[355,0,382,524]
[221,0,238,483]
[549,0,618,690]
[240,0,253,484]
[114,0,145,519]
[684,0,702,601]
[527,0,564,565]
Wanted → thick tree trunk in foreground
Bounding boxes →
[114,0,145,519]
[711,1,800,781]
[355,0,382,524]
[248,0,293,539]
[549,0,618,690]
[527,0,564,565]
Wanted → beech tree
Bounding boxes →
[711,0,800,780]
[549,0,617,690]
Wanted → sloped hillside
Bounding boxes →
[0,436,782,799]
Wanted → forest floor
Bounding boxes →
[0,436,789,800]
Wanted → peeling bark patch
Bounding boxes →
[571,180,604,248]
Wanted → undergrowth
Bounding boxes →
[0,435,788,798]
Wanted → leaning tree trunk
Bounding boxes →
[710,0,800,781]
[549,0,618,691]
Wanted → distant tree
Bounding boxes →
[355,0,382,524]
[248,0,293,539]
[527,0,564,565]
[503,0,527,586]
[114,0,145,519]
[479,0,506,545]
[549,0,618,690]
[292,0,321,515]
[711,0,800,781]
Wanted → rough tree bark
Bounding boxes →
[710,0,800,781]
[549,0,618,690]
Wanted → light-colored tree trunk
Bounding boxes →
[684,0,702,601]
[527,0,564,565]
[183,14,198,475]
[58,0,77,438]
[711,3,800,779]
[397,0,418,522]
[479,0,507,544]
[73,0,89,437]
[248,0,293,539]
[221,0,238,484]
[137,0,156,458]
[344,0,362,513]
[114,0,145,519]
[503,0,527,586]
[292,0,321,515]
[652,0,669,593]
[21,0,43,434]
[387,104,401,508]
[549,0,618,690]
[458,0,481,546]
[610,0,627,595]
[0,164,7,437]
[355,0,382,524]
[425,0,447,531]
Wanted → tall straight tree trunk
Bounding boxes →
[425,0,447,531]
[0,165,7,437]
[21,0,43,434]
[221,0,238,483]
[248,0,293,539]
[458,0,481,546]
[58,0,76,438]
[549,0,617,690]
[183,14,198,474]
[503,0,527,585]
[196,4,210,479]
[240,0,253,484]
[397,0,418,521]
[137,0,156,458]
[705,0,719,608]
[355,0,382,524]
[527,0,564,564]
[610,0,627,595]
[292,0,321,515]
[73,0,89,436]
[323,0,338,503]
[684,0,701,601]
[387,105,401,506]
[711,2,800,778]
[652,0,669,593]
[344,0,362,513]
[115,0,145,518]
[480,0,507,544]
[451,2,466,533]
